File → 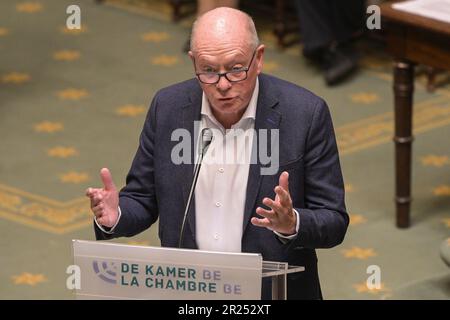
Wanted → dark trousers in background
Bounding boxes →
[295,0,366,54]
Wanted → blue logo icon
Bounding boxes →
[92,261,117,284]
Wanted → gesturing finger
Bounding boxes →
[274,186,290,207]
[279,171,290,194]
[89,193,103,209]
[251,217,272,229]
[256,207,276,220]
[92,203,104,218]
[92,192,103,202]
[262,197,283,214]
[100,168,117,192]
[86,187,101,197]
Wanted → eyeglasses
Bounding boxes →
[194,49,257,85]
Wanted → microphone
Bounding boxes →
[178,128,213,248]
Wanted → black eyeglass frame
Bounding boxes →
[194,49,258,85]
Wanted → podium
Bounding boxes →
[72,240,304,300]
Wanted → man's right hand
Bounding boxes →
[85,168,119,228]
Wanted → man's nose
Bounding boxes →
[216,75,232,92]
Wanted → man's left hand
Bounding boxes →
[251,171,297,236]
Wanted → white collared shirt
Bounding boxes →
[194,79,259,252]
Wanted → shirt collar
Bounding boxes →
[201,77,259,127]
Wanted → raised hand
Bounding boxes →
[85,168,119,228]
[251,171,297,235]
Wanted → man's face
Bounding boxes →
[190,43,264,118]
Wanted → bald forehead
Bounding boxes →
[198,7,249,28]
[191,7,256,52]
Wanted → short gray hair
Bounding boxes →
[190,10,260,53]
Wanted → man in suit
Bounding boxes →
[86,7,348,299]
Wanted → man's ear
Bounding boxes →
[188,51,194,62]
[256,44,265,75]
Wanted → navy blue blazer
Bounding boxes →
[95,74,348,299]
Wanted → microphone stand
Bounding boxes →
[178,130,212,248]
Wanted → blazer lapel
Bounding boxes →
[242,75,281,234]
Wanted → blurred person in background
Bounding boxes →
[295,0,366,85]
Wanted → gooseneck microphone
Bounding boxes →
[178,128,213,248]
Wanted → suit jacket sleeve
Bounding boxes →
[292,98,349,249]
[94,95,160,240]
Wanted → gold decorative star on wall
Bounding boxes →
[342,246,377,259]
[349,214,367,226]
[141,31,170,42]
[60,25,88,35]
[151,55,178,66]
[433,185,450,196]
[353,282,390,295]
[53,50,81,61]
[350,92,380,104]
[116,104,146,117]
[12,272,47,286]
[420,155,449,167]
[0,27,9,36]
[345,184,355,193]
[56,88,89,100]
[2,72,30,84]
[59,172,90,184]
[34,121,64,133]
[47,147,78,158]
[16,2,43,13]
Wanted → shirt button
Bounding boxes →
[218,168,224,173]
[214,234,219,240]
[215,202,221,207]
